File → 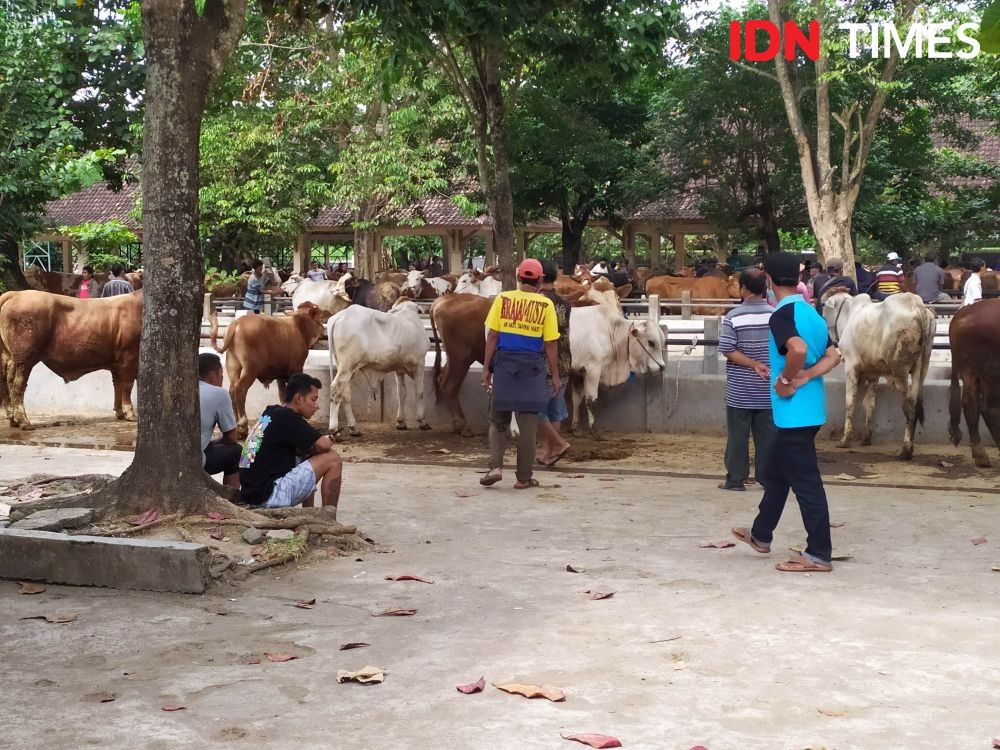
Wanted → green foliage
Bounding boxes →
[58,220,137,271]
[978,0,1000,54]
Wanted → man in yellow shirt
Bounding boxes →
[480,259,561,489]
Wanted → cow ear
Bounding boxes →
[616,284,633,298]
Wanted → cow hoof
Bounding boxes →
[836,439,850,449]
[396,423,408,431]
[457,427,474,438]
[900,447,914,461]
[348,427,362,437]
[18,423,35,432]
[974,454,992,468]
[860,436,872,446]
[419,422,432,431]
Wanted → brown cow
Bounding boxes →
[212,302,325,436]
[0,290,142,429]
[430,293,490,436]
[24,266,111,296]
[554,275,632,308]
[949,298,1000,467]
[644,274,738,315]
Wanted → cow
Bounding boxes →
[644,274,739,315]
[948,299,1000,467]
[429,293,491,436]
[568,304,666,435]
[349,277,402,311]
[822,291,936,460]
[280,273,304,295]
[327,299,431,436]
[554,275,632,308]
[405,270,453,298]
[0,290,142,429]
[24,266,110,296]
[454,268,503,297]
[212,302,325,437]
[290,275,354,319]
[124,269,144,290]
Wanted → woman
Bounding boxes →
[77,266,98,299]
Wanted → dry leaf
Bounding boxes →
[832,473,856,481]
[19,489,44,502]
[238,654,261,665]
[339,642,370,651]
[454,491,477,498]
[205,606,230,616]
[21,613,77,624]
[456,676,485,694]
[789,545,852,561]
[384,575,433,584]
[493,682,565,701]
[83,692,116,703]
[597,476,620,482]
[558,473,586,479]
[426,448,452,455]
[972,536,987,545]
[699,540,735,549]
[938,460,954,468]
[336,666,384,684]
[207,511,228,521]
[992,564,1000,572]
[993,737,1000,749]
[161,704,186,712]
[817,708,847,717]
[264,652,297,663]
[18,582,45,595]
[129,508,159,526]
[566,565,582,573]
[585,590,615,600]
[372,608,417,617]
[561,734,622,748]
[829,521,846,528]
[209,527,225,541]
[673,660,686,671]
[291,599,316,609]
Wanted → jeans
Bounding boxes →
[750,425,832,565]
[488,404,538,483]
[724,406,776,484]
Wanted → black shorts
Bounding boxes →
[204,442,241,476]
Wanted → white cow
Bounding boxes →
[568,305,666,434]
[822,291,936,460]
[405,270,452,298]
[292,274,354,319]
[455,269,502,297]
[326,298,431,436]
[280,273,304,296]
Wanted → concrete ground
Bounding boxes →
[2,443,1000,749]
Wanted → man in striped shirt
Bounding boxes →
[875,252,904,298]
[718,269,776,491]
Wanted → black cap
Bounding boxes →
[763,252,801,287]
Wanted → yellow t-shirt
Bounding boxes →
[485,289,559,353]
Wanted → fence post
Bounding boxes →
[645,293,667,433]
[681,290,692,320]
[648,293,666,366]
[202,292,213,322]
[703,316,720,374]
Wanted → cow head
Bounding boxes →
[281,273,304,295]
[727,274,741,299]
[820,287,856,345]
[293,301,326,342]
[405,269,426,296]
[628,318,666,374]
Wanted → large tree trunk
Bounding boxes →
[479,41,516,290]
[0,238,30,290]
[105,0,248,516]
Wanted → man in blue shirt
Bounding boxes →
[731,252,842,573]
[243,259,267,314]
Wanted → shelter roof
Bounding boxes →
[43,179,140,230]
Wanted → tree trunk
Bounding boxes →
[0,238,30,290]
[104,0,247,516]
[759,216,781,254]
[561,221,584,275]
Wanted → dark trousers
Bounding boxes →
[205,442,241,477]
[750,425,832,565]
[724,406,776,483]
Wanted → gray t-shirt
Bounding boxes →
[199,381,237,461]
[913,261,946,303]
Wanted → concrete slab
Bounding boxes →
[0,528,210,593]
[11,507,93,531]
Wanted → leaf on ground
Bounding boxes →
[789,544,852,560]
[972,536,988,545]
[209,527,225,541]
[384,575,433,583]
[21,613,77,624]
[689,746,709,750]
[238,654,261,665]
[699,540,735,549]
[673,660,686,671]
[938,460,954,469]
[561,733,622,748]
[566,565,582,573]
[207,511,228,521]
[426,448,452,455]
[264,652,297,663]
[205,606,230,616]
[454,490,477,498]
[161,704,186,712]
[129,508,159,526]
[597,476,620,482]
[291,599,316,609]
[992,564,1000,572]
[83,692,116,703]
[19,489,44,502]
[832,473,856,481]
[585,590,615,600]
[493,682,565,701]
[829,521,846,528]
[372,608,417,617]
[336,665,384,684]
[817,707,847,717]
[339,642,370,651]
[18,582,46,595]
[456,676,485,694]
[558,473,586,479]
[993,737,1000,749]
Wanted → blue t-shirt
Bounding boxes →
[769,295,832,428]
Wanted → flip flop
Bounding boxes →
[479,473,502,487]
[775,555,832,573]
[513,478,540,490]
[543,447,571,467]
[731,527,770,554]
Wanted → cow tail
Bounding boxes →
[430,303,443,402]
[948,359,963,446]
[0,292,13,411]
[215,312,235,355]
[914,310,935,427]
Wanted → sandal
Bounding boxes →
[479,472,502,487]
[543,446,571,467]
[775,555,832,573]
[513,478,540,490]
[731,527,770,554]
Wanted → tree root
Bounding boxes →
[111,513,180,537]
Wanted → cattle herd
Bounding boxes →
[0,261,999,470]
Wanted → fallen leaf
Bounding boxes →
[209,527,225,541]
[558,473,585,478]
[561,733,622,748]
[372,608,417,617]
[264,652,297,663]
[829,521,846,528]
[19,489,44,502]
[938,460,954,469]
[689,746,709,750]
[972,536,988,545]
[18,582,45,595]
[817,708,847,717]
[21,613,77,624]
[161,704,186,712]
[207,511,228,521]
[456,676,485,694]
[336,665,385,684]
[597,476,620,482]
[566,565,582,573]
[993,737,1000,749]
[673,660,686,671]
[585,590,615,600]
[699,540,735,549]
[832,473,856,481]
[992,564,1000,572]
[648,636,682,644]
[789,545,852,561]
[426,448,452,455]
[493,682,565,701]
[291,598,316,609]
[339,642,370,651]
[129,508,159,526]
[83,692,116,703]
[238,654,261,665]
[384,575,433,584]
[454,491,477,498]
[205,606,230,616]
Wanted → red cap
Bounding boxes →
[517,258,543,280]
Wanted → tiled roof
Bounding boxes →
[932,118,1000,191]
[44,179,140,230]
[311,179,489,229]
[631,191,703,223]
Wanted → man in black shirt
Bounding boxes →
[239,373,343,516]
